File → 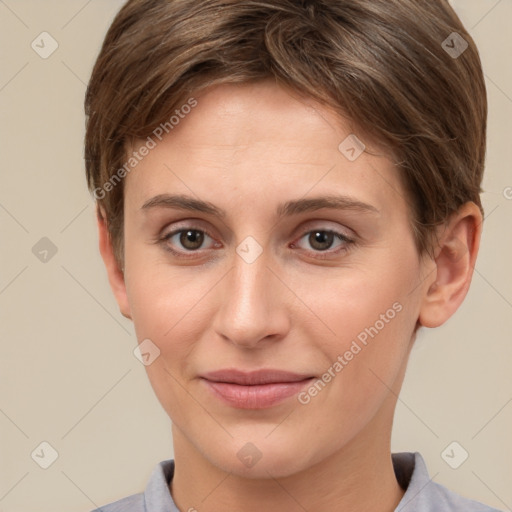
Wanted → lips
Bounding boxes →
[200,369,315,409]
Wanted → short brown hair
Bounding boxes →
[85,0,487,266]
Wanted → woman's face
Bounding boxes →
[120,80,432,478]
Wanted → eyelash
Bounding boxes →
[157,226,355,260]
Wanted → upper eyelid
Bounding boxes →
[299,229,353,241]
[161,221,351,236]
[161,217,354,237]
[161,220,215,237]
[294,220,354,239]
[285,219,356,247]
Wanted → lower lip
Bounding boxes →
[201,378,314,409]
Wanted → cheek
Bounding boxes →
[123,245,228,407]
[126,264,211,352]
[295,248,420,400]
[290,281,415,453]
[122,222,207,338]
[296,253,418,351]
[124,261,209,418]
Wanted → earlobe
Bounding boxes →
[418,202,482,328]
[96,206,132,320]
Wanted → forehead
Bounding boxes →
[124,80,408,221]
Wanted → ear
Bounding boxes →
[96,206,132,319]
[418,202,482,328]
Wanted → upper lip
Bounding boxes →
[201,369,314,385]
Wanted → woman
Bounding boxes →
[85,1,500,510]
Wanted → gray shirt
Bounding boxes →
[91,452,503,511]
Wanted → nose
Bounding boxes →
[212,247,291,349]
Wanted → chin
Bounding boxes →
[204,434,315,480]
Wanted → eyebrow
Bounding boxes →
[141,193,380,217]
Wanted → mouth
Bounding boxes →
[200,369,315,409]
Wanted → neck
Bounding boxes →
[169,399,404,512]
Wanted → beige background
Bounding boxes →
[0,1,511,511]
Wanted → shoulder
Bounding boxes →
[426,479,503,512]
[393,452,504,512]
[90,459,176,512]
[90,492,144,512]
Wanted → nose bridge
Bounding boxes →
[213,245,288,347]
[232,255,270,311]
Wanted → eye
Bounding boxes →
[157,225,354,260]
[292,229,354,257]
[160,227,220,256]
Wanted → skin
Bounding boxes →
[98,79,482,512]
